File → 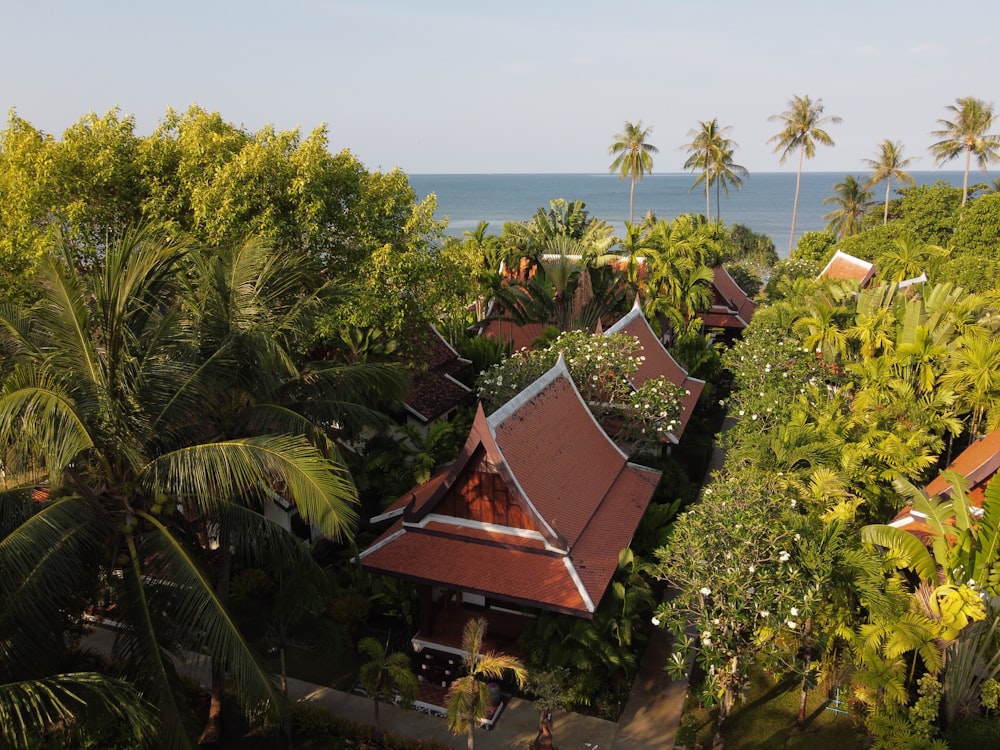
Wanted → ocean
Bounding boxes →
[408,171,967,256]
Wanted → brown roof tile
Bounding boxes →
[605,300,706,443]
[360,359,661,617]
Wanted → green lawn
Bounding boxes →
[680,672,865,750]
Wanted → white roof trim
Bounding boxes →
[444,373,473,394]
[409,513,562,553]
[563,557,596,613]
[357,528,406,560]
[604,297,644,336]
[370,506,406,525]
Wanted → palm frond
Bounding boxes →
[861,524,937,581]
[0,672,155,750]
[142,435,357,541]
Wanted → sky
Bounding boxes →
[2,0,998,175]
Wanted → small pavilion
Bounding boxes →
[360,357,661,654]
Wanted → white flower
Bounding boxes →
[699,587,712,596]
[778,550,790,562]
[651,616,661,627]
[712,618,720,625]
[790,607,799,617]
[787,620,798,629]
[759,610,770,618]
[748,565,756,574]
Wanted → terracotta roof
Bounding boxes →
[403,327,473,424]
[480,318,550,353]
[924,429,1000,501]
[819,250,876,286]
[360,358,661,617]
[889,429,1000,536]
[605,299,706,443]
[712,266,757,324]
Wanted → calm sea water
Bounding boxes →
[409,171,966,256]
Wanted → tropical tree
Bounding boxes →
[446,617,527,750]
[769,95,842,254]
[930,97,1000,206]
[0,227,365,749]
[682,120,748,222]
[822,175,873,239]
[863,139,917,224]
[609,121,658,224]
[357,637,418,738]
[711,145,750,221]
[0,674,155,749]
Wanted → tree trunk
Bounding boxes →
[796,617,813,730]
[199,547,231,746]
[883,178,891,225]
[467,720,476,750]
[629,177,637,225]
[788,148,804,256]
[198,665,225,747]
[279,643,288,697]
[373,697,381,738]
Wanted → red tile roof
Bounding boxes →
[480,318,550,353]
[819,250,876,286]
[361,359,661,618]
[889,429,1000,536]
[712,266,757,324]
[923,429,1000,501]
[403,327,473,424]
[605,299,706,444]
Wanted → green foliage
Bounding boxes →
[793,231,837,265]
[891,182,964,246]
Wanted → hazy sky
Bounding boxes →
[2,0,997,175]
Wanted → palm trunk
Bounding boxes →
[373,697,381,737]
[789,147,804,256]
[198,548,231,746]
[883,178,892,225]
[705,173,711,221]
[467,720,475,750]
[629,177,637,225]
[962,148,971,206]
[279,643,288,697]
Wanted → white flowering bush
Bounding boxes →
[477,331,685,449]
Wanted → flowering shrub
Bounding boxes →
[476,331,685,449]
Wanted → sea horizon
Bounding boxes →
[409,171,971,256]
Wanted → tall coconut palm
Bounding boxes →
[682,119,747,221]
[821,175,873,239]
[446,617,527,750]
[0,227,367,749]
[712,145,749,221]
[769,95,842,254]
[863,139,916,224]
[930,97,1000,206]
[609,121,658,225]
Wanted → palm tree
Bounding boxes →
[768,95,842,254]
[930,96,1000,206]
[446,617,527,750]
[821,175,873,239]
[0,674,154,749]
[0,227,366,749]
[609,121,658,224]
[712,145,749,221]
[682,118,728,221]
[682,119,747,221]
[863,139,916,224]
[358,638,418,738]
